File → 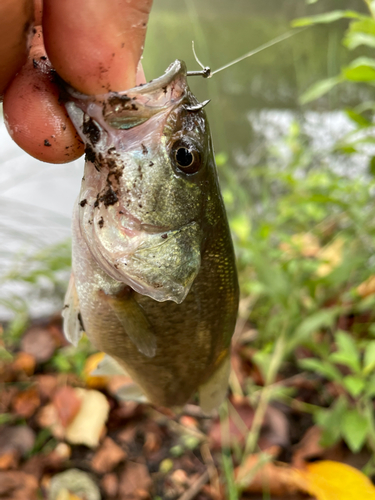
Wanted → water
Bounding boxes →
[0,0,368,319]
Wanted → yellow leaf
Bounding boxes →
[56,489,84,500]
[65,389,110,448]
[316,238,345,277]
[82,352,109,389]
[357,275,375,298]
[298,460,375,500]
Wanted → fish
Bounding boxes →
[62,59,239,412]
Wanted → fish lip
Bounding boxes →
[65,60,187,101]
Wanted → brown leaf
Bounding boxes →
[52,386,82,427]
[235,448,304,496]
[101,473,119,498]
[35,404,65,440]
[0,425,35,459]
[0,386,18,413]
[21,326,57,363]
[117,423,137,445]
[292,426,325,468]
[36,374,59,401]
[12,386,40,418]
[259,405,290,451]
[22,454,47,481]
[11,352,36,376]
[0,471,38,500]
[92,437,126,474]
[0,451,18,470]
[209,398,255,449]
[119,462,152,499]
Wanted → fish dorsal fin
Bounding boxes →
[62,274,84,346]
[103,290,157,358]
[92,354,128,376]
[116,382,148,403]
[199,354,231,414]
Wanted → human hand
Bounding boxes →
[1,0,152,163]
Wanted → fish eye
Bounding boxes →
[171,139,202,174]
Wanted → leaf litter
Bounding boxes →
[0,313,375,499]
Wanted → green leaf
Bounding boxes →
[292,11,362,28]
[343,375,366,397]
[343,57,375,82]
[300,76,343,104]
[291,308,339,348]
[315,396,348,447]
[345,109,372,128]
[341,410,369,453]
[363,341,375,374]
[344,32,375,50]
[299,358,343,382]
[333,331,361,373]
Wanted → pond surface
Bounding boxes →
[0,0,368,317]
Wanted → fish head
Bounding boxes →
[65,60,217,304]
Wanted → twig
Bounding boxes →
[201,442,221,499]
[177,470,210,500]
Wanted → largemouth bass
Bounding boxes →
[62,60,239,412]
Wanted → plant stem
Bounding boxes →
[243,330,287,458]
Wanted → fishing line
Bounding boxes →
[187,28,307,78]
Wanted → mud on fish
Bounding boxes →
[62,59,239,412]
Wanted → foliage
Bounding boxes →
[217,0,375,469]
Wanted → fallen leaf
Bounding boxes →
[280,233,321,258]
[101,473,119,498]
[0,471,38,500]
[316,237,345,277]
[12,386,40,418]
[357,275,375,298]
[0,425,35,456]
[52,386,82,427]
[119,462,152,499]
[35,403,65,440]
[209,399,255,449]
[36,374,59,401]
[11,352,36,376]
[21,326,56,363]
[55,490,83,500]
[292,426,326,468]
[82,352,109,389]
[235,446,299,496]
[298,460,375,500]
[49,469,101,500]
[0,425,35,469]
[92,437,126,474]
[0,451,18,470]
[65,389,110,448]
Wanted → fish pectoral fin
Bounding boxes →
[199,354,231,414]
[62,273,84,346]
[104,291,157,358]
[116,382,148,403]
[92,354,128,376]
